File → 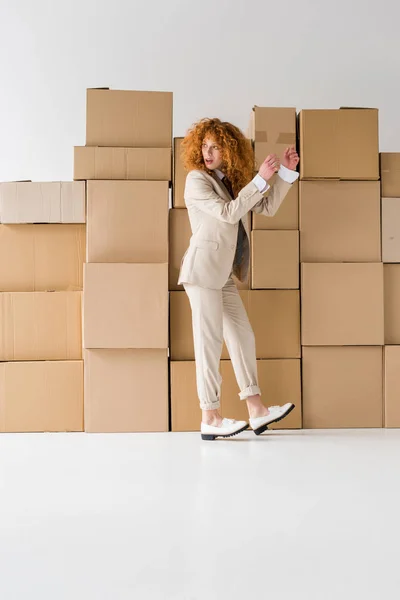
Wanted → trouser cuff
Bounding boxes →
[239,385,261,400]
[200,401,221,411]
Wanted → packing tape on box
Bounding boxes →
[255,132,296,145]
[277,133,296,145]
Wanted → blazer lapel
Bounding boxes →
[210,171,250,236]
[210,172,231,202]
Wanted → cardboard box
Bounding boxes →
[384,264,400,344]
[170,290,300,360]
[0,292,82,361]
[168,208,249,290]
[0,361,83,432]
[231,289,301,359]
[380,153,400,197]
[170,359,301,431]
[170,361,202,431]
[251,230,299,289]
[302,346,383,428]
[74,147,172,181]
[173,138,187,208]
[221,359,302,428]
[252,180,298,230]
[86,88,173,148]
[170,291,201,360]
[248,107,297,169]
[87,181,168,263]
[301,263,384,346]
[84,349,168,432]
[382,198,400,263]
[384,346,400,428]
[299,181,381,262]
[0,224,86,292]
[299,109,379,180]
[83,263,168,349]
[0,182,86,224]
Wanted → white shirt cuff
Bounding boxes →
[252,173,270,194]
[278,164,299,184]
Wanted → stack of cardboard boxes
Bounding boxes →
[0,182,86,431]
[246,107,302,429]
[381,153,400,427]
[74,89,172,432]
[299,108,384,428]
[1,95,398,433]
[169,109,302,430]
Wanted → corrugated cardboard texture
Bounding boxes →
[84,349,168,433]
[170,358,301,431]
[242,290,301,358]
[74,147,172,181]
[168,208,249,290]
[302,346,383,428]
[382,198,400,263]
[221,359,302,429]
[86,89,173,148]
[299,181,381,262]
[251,230,299,289]
[87,181,168,263]
[169,208,192,291]
[170,290,300,360]
[301,263,384,346]
[384,264,400,344]
[170,291,207,360]
[380,153,400,197]
[173,138,187,208]
[249,107,296,170]
[0,292,82,361]
[252,180,298,230]
[0,361,83,432]
[384,346,400,428]
[83,263,168,349]
[170,361,202,431]
[0,224,86,292]
[0,181,86,224]
[240,290,300,358]
[299,109,379,180]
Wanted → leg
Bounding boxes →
[222,279,295,433]
[221,278,269,419]
[183,283,224,424]
[183,282,251,440]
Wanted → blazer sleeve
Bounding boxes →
[251,175,293,217]
[184,170,265,224]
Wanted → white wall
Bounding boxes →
[0,0,399,181]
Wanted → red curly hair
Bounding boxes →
[181,118,254,196]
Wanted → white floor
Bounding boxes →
[1,429,400,600]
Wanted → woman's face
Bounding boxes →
[202,137,223,171]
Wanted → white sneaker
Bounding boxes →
[249,403,295,436]
[201,418,249,441]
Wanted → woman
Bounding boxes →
[178,118,300,441]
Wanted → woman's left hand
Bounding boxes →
[281,146,299,171]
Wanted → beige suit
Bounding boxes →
[178,169,294,410]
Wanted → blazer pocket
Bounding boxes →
[194,239,219,251]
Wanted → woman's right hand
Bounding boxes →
[258,154,280,181]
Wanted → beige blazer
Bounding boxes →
[178,170,293,289]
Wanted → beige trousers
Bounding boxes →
[183,277,261,411]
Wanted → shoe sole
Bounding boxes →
[253,404,295,436]
[201,423,249,441]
